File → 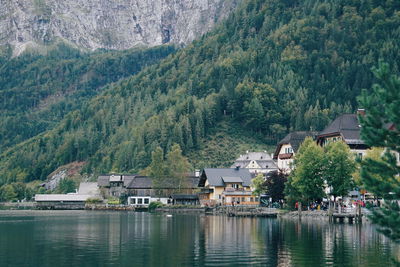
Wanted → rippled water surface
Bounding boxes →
[0,210,398,266]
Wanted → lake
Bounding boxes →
[0,211,398,266]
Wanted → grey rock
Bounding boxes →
[0,0,240,56]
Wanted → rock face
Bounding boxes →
[0,0,239,56]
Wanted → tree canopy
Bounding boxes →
[358,62,400,242]
[1,0,400,185]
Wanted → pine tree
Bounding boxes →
[358,62,400,242]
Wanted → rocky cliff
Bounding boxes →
[0,0,239,56]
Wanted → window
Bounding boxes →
[232,197,235,202]
[255,197,259,202]
[131,198,136,204]
[138,198,143,204]
[241,197,245,202]
[144,198,149,204]
[250,197,254,202]
[233,184,239,189]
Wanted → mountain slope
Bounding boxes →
[1,0,400,184]
[0,44,175,151]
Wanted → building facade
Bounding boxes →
[273,131,316,173]
[230,151,278,174]
[198,168,259,206]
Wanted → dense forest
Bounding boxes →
[0,44,175,150]
[1,0,400,185]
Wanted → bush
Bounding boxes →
[86,198,103,204]
[107,197,120,205]
[148,201,164,211]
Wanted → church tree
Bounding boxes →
[358,62,400,242]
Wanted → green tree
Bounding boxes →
[324,141,355,201]
[251,173,266,196]
[166,144,191,192]
[0,184,17,202]
[146,147,168,191]
[286,137,325,205]
[12,182,27,201]
[56,179,77,194]
[358,62,400,242]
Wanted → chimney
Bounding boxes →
[195,170,200,177]
[357,108,366,116]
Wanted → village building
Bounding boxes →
[198,168,259,206]
[316,112,369,158]
[97,174,200,207]
[97,174,136,198]
[230,151,278,174]
[35,182,100,209]
[273,131,316,173]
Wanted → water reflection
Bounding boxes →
[0,211,398,266]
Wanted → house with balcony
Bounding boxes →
[198,168,259,206]
[273,131,316,173]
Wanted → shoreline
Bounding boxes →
[0,203,370,223]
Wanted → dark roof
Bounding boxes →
[97,175,110,187]
[127,176,152,189]
[317,114,364,144]
[123,175,135,187]
[97,174,138,187]
[127,176,200,189]
[199,168,252,187]
[273,131,316,159]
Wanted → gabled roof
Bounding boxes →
[317,114,364,144]
[231,151,278,169]
[273,131,316,159]
[199,168,252,187]
[235,152,273,161]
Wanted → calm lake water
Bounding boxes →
[0,211,398,266]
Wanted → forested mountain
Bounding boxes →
[0,44,175,150]
[1,0,400,185]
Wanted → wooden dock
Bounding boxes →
[332,213,363,223]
